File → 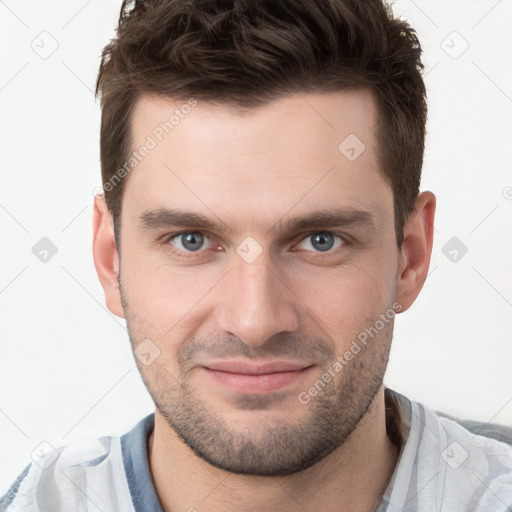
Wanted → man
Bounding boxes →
[2,0,511,510]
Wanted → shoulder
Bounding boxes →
[0,434,134,512]
[413,395,512,511]
[384,388,512,511]
[435,410,512,510]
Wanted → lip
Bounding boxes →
[203,360,312,375]
[200,360,314,393]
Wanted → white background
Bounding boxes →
[0,0,511,492]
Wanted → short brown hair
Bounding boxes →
[96,0,426,248]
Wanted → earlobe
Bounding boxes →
[395,191,436,313]
[92,194,125,318]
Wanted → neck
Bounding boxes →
[148,386,399,512]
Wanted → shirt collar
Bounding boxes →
[120,387,413,512]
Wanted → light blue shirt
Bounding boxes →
[2,388,512,511]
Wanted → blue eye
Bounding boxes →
[163,230,347,259]
[296,232,345,253]
[168,232,213,253]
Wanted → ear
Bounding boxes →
[395,191,436,313]
[92,194,125,318]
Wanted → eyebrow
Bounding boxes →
[138,207,376,236]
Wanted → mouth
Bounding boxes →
[200,360,315,394]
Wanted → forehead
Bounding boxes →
[122,90,393,235]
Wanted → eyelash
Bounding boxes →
[161,230,350,260]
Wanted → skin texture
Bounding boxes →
[92,90,436,512]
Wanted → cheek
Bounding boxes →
[295,254,397,340]
[121,252,223,340]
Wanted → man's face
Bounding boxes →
[116,90,401,476]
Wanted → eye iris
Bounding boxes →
[181,232,204,251]
[311,233,334,252]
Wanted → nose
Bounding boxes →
[215,250,300,348]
